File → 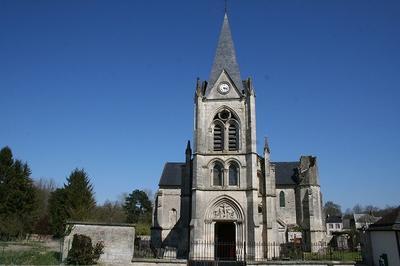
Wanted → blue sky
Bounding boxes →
[1,0,399,210]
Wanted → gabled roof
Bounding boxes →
[369,207,400,231]
[158,162,184,187]
[207,13,243,95]
[354,213,381,224]
[326,216,342,223]
[273,162,299,185]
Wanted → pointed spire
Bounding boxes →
[264,137,270,154]
[185,140,192,163]
[186,140,191,153]
[207,13,243,94]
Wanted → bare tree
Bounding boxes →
[324,201,342,217]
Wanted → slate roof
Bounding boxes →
[369,207,400,231]
[326,216,342,223]
[207,13,244,94]
[159,161,301,187]
[354,213,381,224]
[273,162,299,185]
[158,162,184,187]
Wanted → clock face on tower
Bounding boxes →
[218,82,230,94]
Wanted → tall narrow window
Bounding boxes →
[258,172,264,195]
[169,208,177,226]
[228,123,238,151]
[308,190,314,216]
[213,124,223,151]
[212,109,240,152]
[279,191,285,207]
[213,163,223,186]
[228,163,239,186]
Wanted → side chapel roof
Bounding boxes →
[159,161,302,187]
[273,161,299,186]
[158,162,185,187]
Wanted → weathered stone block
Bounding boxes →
[62,221,135,264]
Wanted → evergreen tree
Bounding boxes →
[124,189,152,224]
[48,188,69,237]
[0,146,37,239]
[48,169,96,237]
[64,169,96,221]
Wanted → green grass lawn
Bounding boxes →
[303,250,361,261]
[0,243,61,265]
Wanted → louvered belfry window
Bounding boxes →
[213,124,224,151]
[213,109,239,152]
[228,123,238,151]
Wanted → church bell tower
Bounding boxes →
[190,13,262,258]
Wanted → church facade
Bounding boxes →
[151,13,326,260]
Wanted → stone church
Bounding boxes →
[151,13,326,260]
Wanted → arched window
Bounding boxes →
[212,109,239,152]
[228,123,238,151]
[308,189,314,216]
[279,191,285,207]
[213,162,223,186]
[213,124,224,151]
[169,208,177,226]
[228,163,239,186]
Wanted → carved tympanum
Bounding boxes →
[212,203,237,220]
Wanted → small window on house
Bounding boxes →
[213,124,224,151]
[228,163,239,186]
[336,223,340,229]
[329,224,333,229]
[213,162,223,186]
[279,191,285,207]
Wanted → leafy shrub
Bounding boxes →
[135,223,150,235]
[66,234,104,265]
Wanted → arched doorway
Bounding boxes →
[215,221,236,260]
[201,196,245,262]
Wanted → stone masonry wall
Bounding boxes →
[276,187,297,226]
[62,222,135,264]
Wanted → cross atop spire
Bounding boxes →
[207,12,243,94]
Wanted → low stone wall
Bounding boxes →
[247,261,356,266]
[62,221,135,264]
[131,258,187,265]
[129,260,355,266]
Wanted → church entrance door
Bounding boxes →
[215,222,236,261]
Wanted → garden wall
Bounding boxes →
[62,221,135,264]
